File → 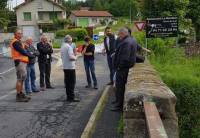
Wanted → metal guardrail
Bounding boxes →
[143,102,168,138]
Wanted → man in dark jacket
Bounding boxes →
[111,28,136,111]
[37,35,54,90]
[24,37,40,95]
[103,27,116,85]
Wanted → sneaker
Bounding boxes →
[107,82,113,85]
[67,99,80,102]
[21,93,31,100]
[26,92,32,96]
[16,94,29,102]
[40,87,46,91]
[85,85,92,88]
[94,86,98,89]
[46,86,55,89]
[32,90,40,93]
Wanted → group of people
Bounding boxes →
[10,27,148,111]
[10,29,54,102]
[60,26,147,111]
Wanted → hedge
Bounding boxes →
[55,28,88,41]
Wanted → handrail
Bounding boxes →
[144,102,168,138]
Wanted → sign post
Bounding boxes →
[134,21,146,32]
[93,34,99,41]
[145,16,179,57]
[146,17,178,38]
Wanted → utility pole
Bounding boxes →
[129,0,131,23]
[15,0,17,7]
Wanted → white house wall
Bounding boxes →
[16,0,66,26]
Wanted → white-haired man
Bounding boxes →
[24,37,40,95]
[61,35,80,102]
[112,28,136,111]
[37,35,54,91]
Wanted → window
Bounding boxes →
[24,12,31,21]
[38,13,43,20]
[49,12,57,20]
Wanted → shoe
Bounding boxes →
[32,90,40,93]
[26,92,32,96]
[94,86,98,89]
[85,85,92,88]
[16,93,30,102]
[110,107,123,112]
[40,87,46,91]
[46,86,55,89]
[67,99,80,102]
[21,93,31,100]
[111,100,118,104]
[107,82,113,85]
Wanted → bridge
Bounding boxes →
[0,47,178,138]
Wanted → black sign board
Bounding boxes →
[146,17,178,38]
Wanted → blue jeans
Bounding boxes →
[25,64,38,93]
[84,60,97,86]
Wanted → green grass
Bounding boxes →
[149,48,200,138]
[117,115,124,134]
[131,30,200,137]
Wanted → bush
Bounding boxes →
[53,41,60,49]
[133,31,200,137]
[55,28,88,41]
[150,49,200,138]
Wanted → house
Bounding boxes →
[14,0,66,41]
[70,9,113,27]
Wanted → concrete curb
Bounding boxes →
[81,86,111,138]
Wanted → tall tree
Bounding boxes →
[0,0,7,9]
[143,0,190,33]
[0,0,9,31]
[187,0,200,41]
[93,0,103,10]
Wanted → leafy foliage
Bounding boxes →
[55,28,88,41]
[187,0,200,40]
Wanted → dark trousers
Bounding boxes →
[38,60,51,87]
[64,69,76,100]
[84,60,97,86]
[107,55,114,83]
[115,68,129,108]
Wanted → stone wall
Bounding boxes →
[123,61,178,138]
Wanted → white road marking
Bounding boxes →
[0,78,39,100]
[0,67,15,75]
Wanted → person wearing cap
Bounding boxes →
[82,36,98,89]
[61,35,80,102]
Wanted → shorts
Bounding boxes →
[15,62,27,81]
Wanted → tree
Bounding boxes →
[0,0,9,30]
[143,0,190,38]
[187,0,200,41]
[93,0,103,10]
[0,0,7,9]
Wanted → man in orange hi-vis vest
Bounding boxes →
[10,29,34,102]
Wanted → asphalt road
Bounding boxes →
[0,54,109,138]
